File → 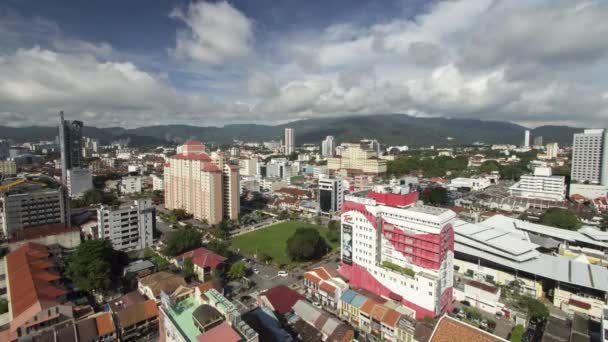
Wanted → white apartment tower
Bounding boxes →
[524,130,531,148]
[97,199,155,252]
[509,166,567,201]
[284,128,295,155]
[546,143,559,159]
[571,129,608,185]
[321,136,336,157]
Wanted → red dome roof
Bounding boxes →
[183,139,204,146]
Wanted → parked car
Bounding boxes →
[253,268,260,274]
[278,271,288,277]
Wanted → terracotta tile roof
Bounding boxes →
[276,187,310,197]
[430,316,505,342]
[382,309,401,327]
[196,281,216,294]
[319,281,337,294]
[311,267,332,280]
[95,312,115,336]
[139,271,186,298]
[6,243,67,324]
[196,322,241,342]
[304,272,322,284]
[9,223,79,243]
[370,304,388,322]
[359,299,378,316]
[108,290,146,312]
[415,323,434,342]
[179,247,226,270]
[202,164,221,172]
[116,299,158,328]
[259,285,304,315]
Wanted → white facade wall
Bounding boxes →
[509,168,566,201]
[121,176,143,194]
[285,128,295,155]
[66,167,93,198]
[97,199,154,252]
[572,129,608,185]
[463,283,501,313]
[342,198,455,317]
[151,174,164,191]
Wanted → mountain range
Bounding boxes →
[0,114,582,147]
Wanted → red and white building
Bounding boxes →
[339,186,456,319]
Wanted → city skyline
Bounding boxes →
[1,0,608,128]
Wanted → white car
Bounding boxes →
[253,269,260,274]
[277,271,288,277]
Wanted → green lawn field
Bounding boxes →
[231,221,337,265]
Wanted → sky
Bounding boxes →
[1,0,607,128]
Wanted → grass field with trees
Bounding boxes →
[231,221,338,266]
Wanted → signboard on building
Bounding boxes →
[342,224,353,265]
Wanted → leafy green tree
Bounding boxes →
[286,227,329,262]
[520,296,549,322]
[499,165,526,181]
[211,220,231,240]
[144,248,170,272]
[162,227,203,256]
[327,220,341,243]
[541,208,581,231]
[66,240,127,293]
[465,307,483,322]
[599,212,608,232]
[207,240,232,258]
[227,261,246,280]
[510,325,525,342]
[182,258,196,281]
[277,210,290,220]
[479,160,500,174]
[421,187,448,206]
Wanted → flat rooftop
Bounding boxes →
[162,297,202,341]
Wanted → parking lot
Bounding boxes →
[452,301,515,340]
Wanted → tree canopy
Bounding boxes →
[510,325,525,342]
[227,261,246,280]
[181,258,196,281]
[520,296,549,322]
[541,208,581,231]
[286,227,329,262]
[326,220,340,243]
[420,187,448,206]
[479,160,500,174]
[387,155,468,178]
[66,240,127,293]
[162,227,203,256]
[206,240,232,258]
[70,189,120,208]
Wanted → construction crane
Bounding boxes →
[0,179,26,192]
[0,178,48,192]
